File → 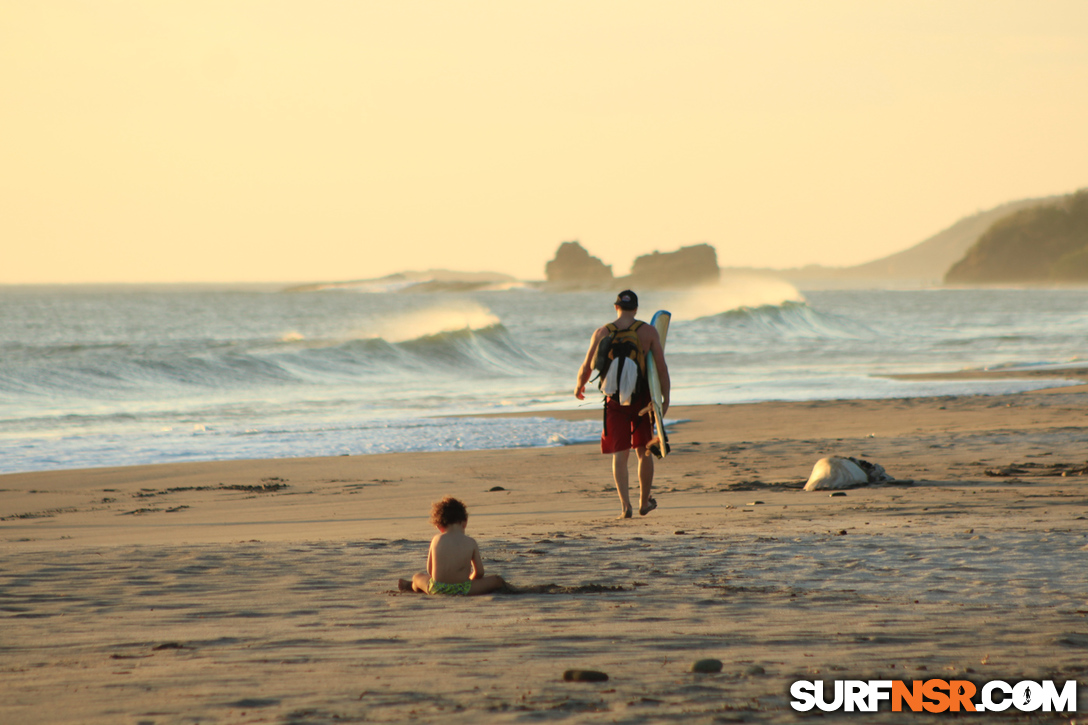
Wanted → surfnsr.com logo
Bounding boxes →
[790,679,1078,713]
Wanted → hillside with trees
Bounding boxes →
[945,190,1088,283]
[720,196,1059,285]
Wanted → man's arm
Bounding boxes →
[575,326,608,400]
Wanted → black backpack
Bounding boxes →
[593,320,646,397]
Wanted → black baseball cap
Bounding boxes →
[614,290,638,310]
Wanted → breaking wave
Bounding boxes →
[0,307,533,402]
[660,274,806,321]
[366,303,501,343]
[702,301,872,340]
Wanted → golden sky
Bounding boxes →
[3,1,1087,283]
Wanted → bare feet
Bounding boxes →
[639,497,657,516]
[618,507,632,519]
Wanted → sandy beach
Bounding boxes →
[3,384,1087,723]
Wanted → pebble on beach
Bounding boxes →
[691,659,723,673]
[563,669,609,682]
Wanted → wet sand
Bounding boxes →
[2,385,1087,723]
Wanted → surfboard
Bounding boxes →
[645,310,671,459]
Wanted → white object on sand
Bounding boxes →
[804,456,879,491]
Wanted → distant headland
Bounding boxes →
[945,190,1088,284]
[282,270,521,294]
[281,187,1088,293]
[282,244,724,294]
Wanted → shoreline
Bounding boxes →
[3,385,1087,722]
[5,365,1087,479]
[884,364,1088,393]
[3,384,1087,544]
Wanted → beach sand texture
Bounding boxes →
[3,390,1088,723]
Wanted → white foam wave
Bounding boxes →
[660,274,805,320]
[299,270,520,294]
[370,303,502,343]
[479,280,533,292]
[345,279,421,294]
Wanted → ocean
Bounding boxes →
[2,278,1086,474]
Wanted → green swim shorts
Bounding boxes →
[427,578,471,596]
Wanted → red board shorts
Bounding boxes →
[601,390,653,454]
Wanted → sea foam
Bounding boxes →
[658,274,806,321]
[369,303,502,343]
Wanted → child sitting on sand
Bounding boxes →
[398,496,507,596]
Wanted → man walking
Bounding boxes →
[575,290,670,518]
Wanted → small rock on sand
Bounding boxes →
[1053,633,1088,648]
[745,665,766,676]
[691,659,723,673]
[563,669,609,682]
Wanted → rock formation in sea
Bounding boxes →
[624,244,720,287]
[544,241,720,289]
[945,189,1088,283]
[544,241,614,286]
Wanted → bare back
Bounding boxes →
[427,525,483,584]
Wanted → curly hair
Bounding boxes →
[430,496,469,528]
